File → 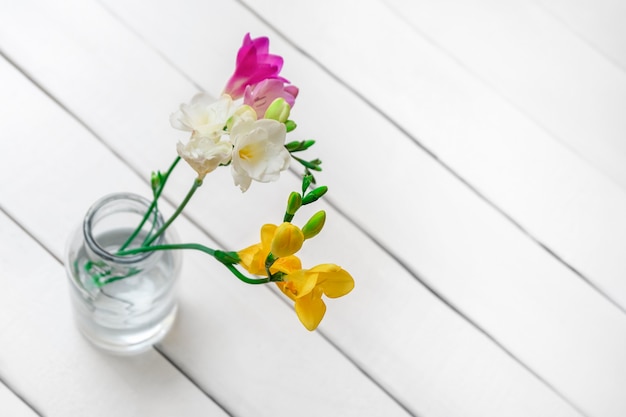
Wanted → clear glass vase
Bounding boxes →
[65,192,181,355]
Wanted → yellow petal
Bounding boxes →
[284,269,318,298]
[276,281,297,302]
[312,264,355,298]
[237,243,262,274]
[270,223,304,258]
[294,290,326,331]
[260,224,277,248]
[272,255,302,275]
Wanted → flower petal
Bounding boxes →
[223,33,288,99]
[176,137,232,179]
[260,224,277,248]
[243,79,298,116]
[310,264,355,298]
[237,243,263,274]
[283,269,318,298]
[273,256,302,275]
[294,290,326,331]
[230,119,290,191]
[170,94,235,140]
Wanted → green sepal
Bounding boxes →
[269,271,286,282]
[285,139,315,153]
[151,171,164,196]
[292,155,322,171]
[214,250,240,265]
[302,175,313,194]
[285,120,297,132]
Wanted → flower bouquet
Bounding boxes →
[65,33,354,352]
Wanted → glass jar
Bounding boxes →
[65,193,181,354]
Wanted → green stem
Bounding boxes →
[119,156,181,251]
[117,243,271,285]
[143,177,202,247]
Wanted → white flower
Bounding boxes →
[226,105,258,131]
[230,119,290,192]
[170,93,235,140]
[177,137,232,179]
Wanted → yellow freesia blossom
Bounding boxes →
[238,224,301,275]
[277,264,354,331]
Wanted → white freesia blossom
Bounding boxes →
[226,105,257,131]
[170,93,235,140]
[177,137,233,179]
[230,119,290,192]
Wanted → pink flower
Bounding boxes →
[244,79,299,117]
[223,33,288,99]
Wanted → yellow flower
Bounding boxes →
[277,264,354,331]
[238,224,301,275]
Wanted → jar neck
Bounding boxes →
[83,193,165,265]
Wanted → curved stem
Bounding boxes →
[119,156,181,251]
[117,243,270,285]
[143,177,202,247]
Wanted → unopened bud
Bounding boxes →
[302,211,326,240]
[264,98,291,123]
[284,192,303,222]
[271,222,304,257]
[302,185,328,205]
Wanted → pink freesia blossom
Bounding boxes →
[244,79,299,117]
[223,33,288,99]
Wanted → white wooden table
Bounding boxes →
[1,0,625,416]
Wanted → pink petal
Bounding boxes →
[223,33,289,99]
[243,79,299,115]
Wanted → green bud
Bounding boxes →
[285,139,316,152]
[151,171,164,196]
[302,210,326,239]
[302,185,328,205]
[151,171,160,190]
[286,192,302,216]
[264,98,291,123]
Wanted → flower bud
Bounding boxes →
[302,185,328,205]
[302,210,326,240]
[264,98,291,123]
[284,192,302,222]
[151,171,161,191]
[271,222,304,258]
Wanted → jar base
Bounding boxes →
[74,304,178,355]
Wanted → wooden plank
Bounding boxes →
[0,383,39,417]
[88,1,626,416]
[0,50,410,417]
[0,62,579,417]
[537,0,626,70]
[382,0,626,190]
[0,2,588,417]
[0,212,228,416]
[229,0,626,315]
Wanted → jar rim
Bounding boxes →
[83,192,164,265]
